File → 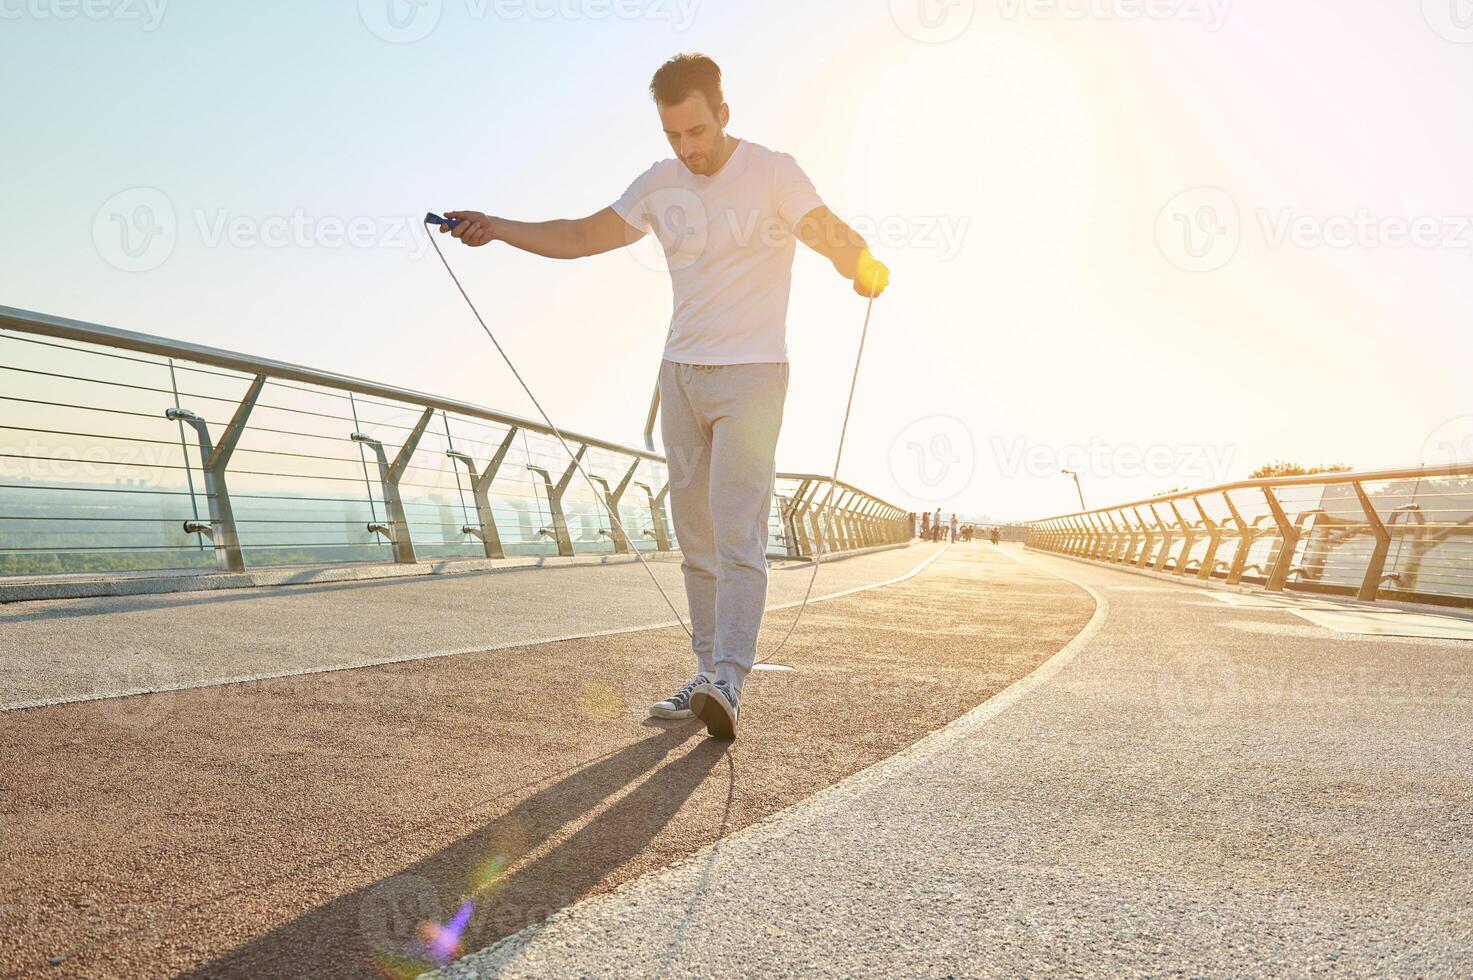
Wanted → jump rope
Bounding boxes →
[423,213,877,666]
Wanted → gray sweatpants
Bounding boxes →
[659,360,789,696]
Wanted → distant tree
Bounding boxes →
[1249,461,1354,479]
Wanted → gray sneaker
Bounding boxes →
[689,679,740,740]
[649,673,709,720]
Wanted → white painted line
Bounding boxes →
[1291,608,1473,641]
[6,546,950,713]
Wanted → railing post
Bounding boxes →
[634,480,673,551]
[1222,493,1254,584]
[1169,500,1196,575]
[352,406,435,564]
[854,499,874,548]
[526,444,586,557]
[789,480,822,557]
[446,425,518,560]
[836,489,858,551]
[818,483,844,555]
[166,372,265,573]
[1107,511,1128,562]
[1193,496,1223,581]
[1150,504,1175,571]
[884,505,901,544]
[1262,485,1298,592]
[1080,514,1097,557]
[776,481,805,557]
[1089,513,1108,559]
[588,459,641,554]
[1350,481,1391,602]
[1133,507,1156,567]
[863,500,883,547]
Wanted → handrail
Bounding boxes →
[1028,462,1473,525]
[0,304,915,574]
[0,304,667,463]
[768,472,907,516]
[1023,462,1473,606]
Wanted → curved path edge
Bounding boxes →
[436,547,1106,977]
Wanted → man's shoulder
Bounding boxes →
[738,140,798,169]
[634,156,685,183]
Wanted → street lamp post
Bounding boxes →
[1061,468,1086,511]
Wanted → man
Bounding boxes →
[441,53,888,740]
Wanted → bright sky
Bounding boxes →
[3,0,1470,520]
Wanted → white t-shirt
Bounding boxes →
[611,138,824,365]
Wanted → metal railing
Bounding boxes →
[1023,463,1473,607]
[0,305,911,578]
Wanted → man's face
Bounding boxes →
[658,93,728,175]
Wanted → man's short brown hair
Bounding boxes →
[649,53,724,113]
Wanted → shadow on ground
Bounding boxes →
[182,725,723,979]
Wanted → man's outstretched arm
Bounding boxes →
[793,205,891,298]
[439,207,645,259]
